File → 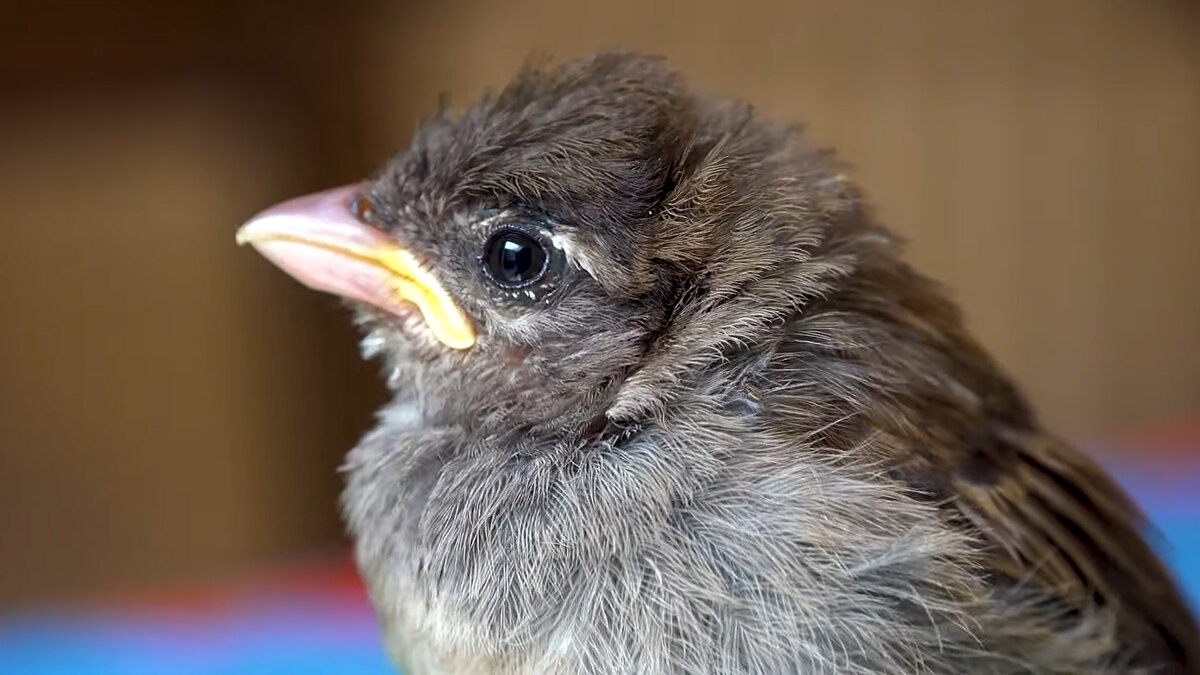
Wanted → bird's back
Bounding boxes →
[769,232,1200,672]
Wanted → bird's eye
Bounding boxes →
[483,229,549,288]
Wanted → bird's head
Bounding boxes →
[237,52,859,450]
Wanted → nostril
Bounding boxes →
[350,194,376,224]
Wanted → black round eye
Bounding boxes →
[483,229,548,288]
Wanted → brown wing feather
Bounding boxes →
[952,426,1200,670]
[786,250,1199,669]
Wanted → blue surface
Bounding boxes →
[1,464,1196,674]
[1113,470,1200,608]
[0,602,392,675]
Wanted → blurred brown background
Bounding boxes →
[2,0,1198,609]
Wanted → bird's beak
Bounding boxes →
[236,184,476,350]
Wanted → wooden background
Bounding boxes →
[1,0,1197,607]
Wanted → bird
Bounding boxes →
[236,51,1200,674]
